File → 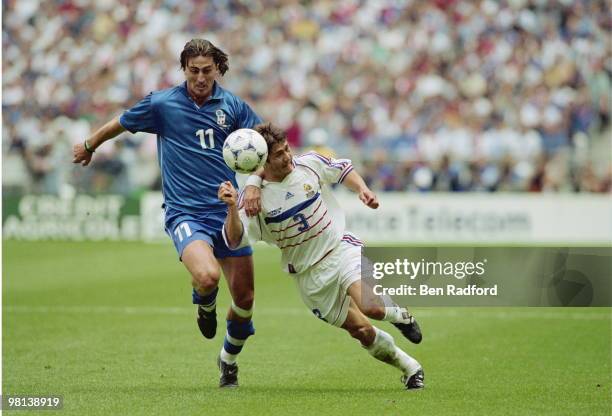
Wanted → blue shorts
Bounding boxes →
[165,208,253,260]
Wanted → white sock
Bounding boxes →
[393,346,421,376]
[366,327,421,376]
[220,348,237,364]
[383,305,405,322]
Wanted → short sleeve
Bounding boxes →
[236,99,263,129]
[294,152,354,185]
[119,93,159,134]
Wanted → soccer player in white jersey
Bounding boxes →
[218,123,425,390]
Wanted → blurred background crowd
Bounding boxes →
[3,0,610,195]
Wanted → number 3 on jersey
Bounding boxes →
[293,213,309,231]
[196,128,215,149]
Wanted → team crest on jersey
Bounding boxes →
[285,192,294,200]
[215,109,226,127]
[303,183,315,198]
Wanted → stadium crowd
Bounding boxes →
[3,0,610,195]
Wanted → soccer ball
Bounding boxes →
[222,128,268,174]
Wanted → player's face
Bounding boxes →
[184,55,218,103]
[266,141,293,176]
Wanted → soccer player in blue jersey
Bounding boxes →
[72,39,262,387]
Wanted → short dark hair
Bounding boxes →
[180,39,229,75]
[254,123,287,160]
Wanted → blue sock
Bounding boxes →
[192,287,218,311]
[221,320,255,364]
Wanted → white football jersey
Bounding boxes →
[224,152,357,274]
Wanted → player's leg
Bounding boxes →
[293,250,423,390]
[166,215,223,340]
[182,239,222,339]
[219,255,254,321]
[218,255,255,362]
[341,299,424,390]
[337,239,423,343]
[347,279,422,344]
[213,243,255,388]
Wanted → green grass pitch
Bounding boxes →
[3,241,611,415]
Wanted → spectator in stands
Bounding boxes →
[2,0,610,194]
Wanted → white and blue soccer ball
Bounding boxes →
[222,128,268,174]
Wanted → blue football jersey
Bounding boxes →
[119,81,262,214]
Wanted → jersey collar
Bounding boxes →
[209,81,224,100]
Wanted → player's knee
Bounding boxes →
[360,305,385,320]
[192,268,220,292]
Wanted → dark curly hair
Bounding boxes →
[254,123,287,161]
[179,39,229,75]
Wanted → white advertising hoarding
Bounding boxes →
[337,192,611,244]
[5,193,608,243]
[141,191,611,244]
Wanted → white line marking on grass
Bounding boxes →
[3,305,610,320]
[2,305,309,316]
[413,309,611,321]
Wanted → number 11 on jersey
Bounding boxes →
[196,128,215,149]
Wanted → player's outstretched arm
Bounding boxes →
[341,170,379,209]
[72,116,126,166]
[242,167,265,217]
[218,181,245,248]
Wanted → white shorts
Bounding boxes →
[292,241,362,327]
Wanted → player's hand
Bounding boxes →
[243,185,262,217]
[218,181,238,207]
[359,188,379,209]
[72,142,93,166]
